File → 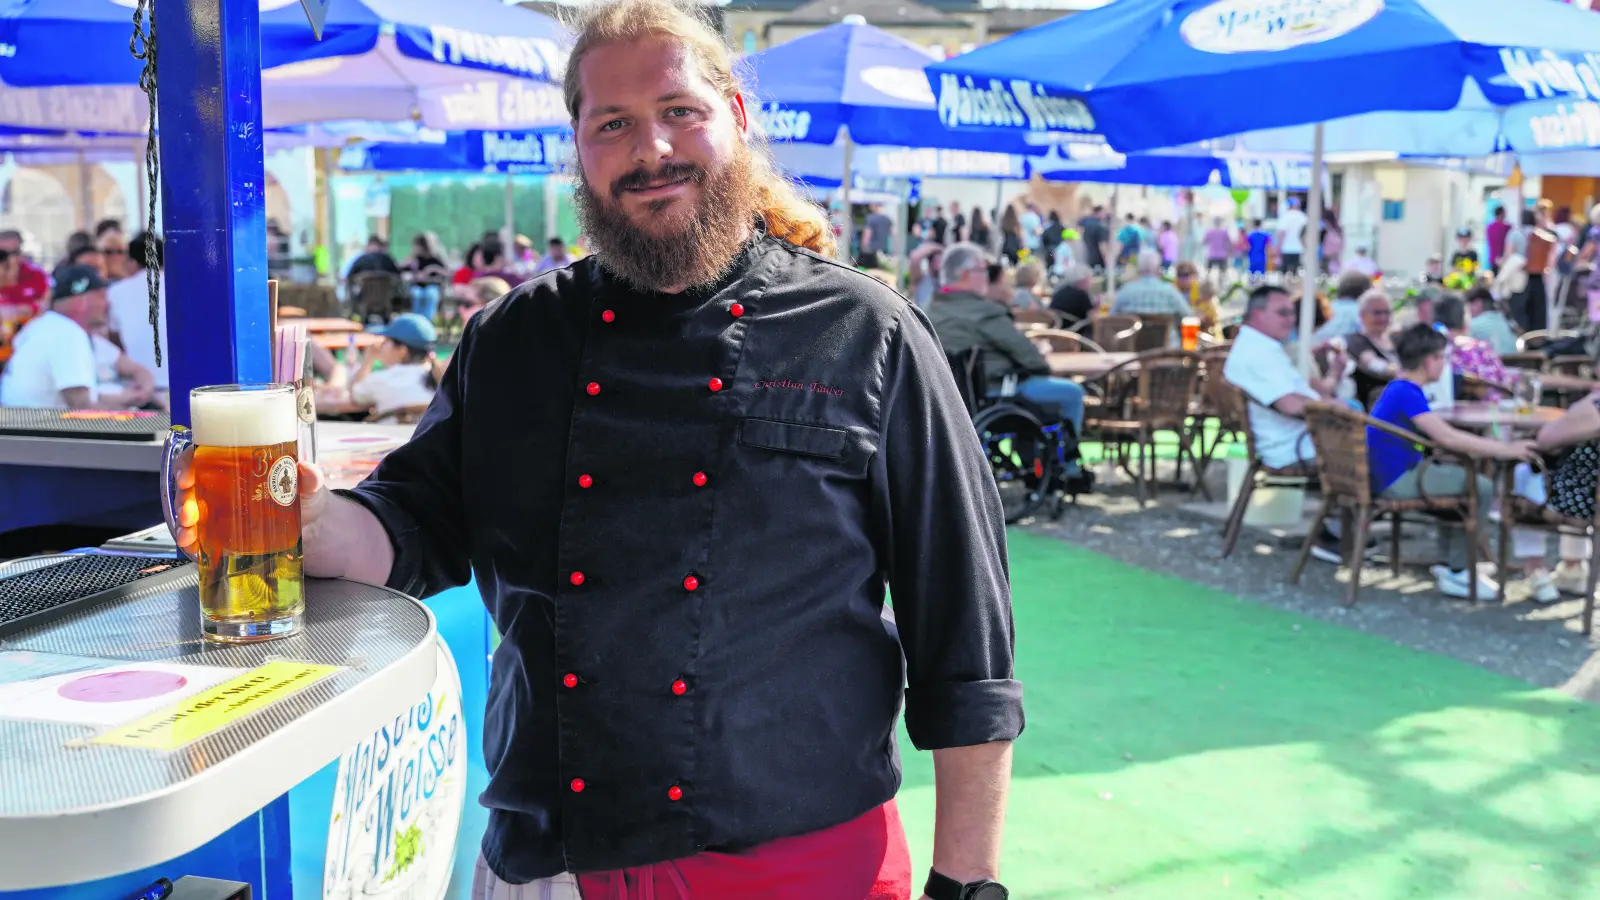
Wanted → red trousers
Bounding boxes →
[576,801,913,900]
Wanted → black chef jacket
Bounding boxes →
[341,231,1023,882]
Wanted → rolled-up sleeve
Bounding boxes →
[336,322,474,600]
[878,303,1024,750]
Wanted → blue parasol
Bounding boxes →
[924,0,1600,152]
[0,0,567,87]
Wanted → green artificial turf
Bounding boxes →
[895,531,1600,899]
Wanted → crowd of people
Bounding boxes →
[0,216,599,419]
[0,220,169,412]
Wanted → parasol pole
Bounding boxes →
[839,128,854,264]
[1298,123,1325,373]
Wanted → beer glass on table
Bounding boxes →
[1180,316,1201,351]
[161,384,304,643]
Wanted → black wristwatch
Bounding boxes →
[924,869,1009,900]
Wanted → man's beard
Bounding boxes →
[573,146,760,292]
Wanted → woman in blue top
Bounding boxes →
[1368,325,1541,599]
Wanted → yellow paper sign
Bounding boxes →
[92,660,341,751]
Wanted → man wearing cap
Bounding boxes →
[349,313,440,422]
[0,264,152,410]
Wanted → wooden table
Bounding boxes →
[298,317,363,333]
[1440,401,1563,434]
[1536,372,1597,394]
[313,331,384,351]
[1048,351,1139,379]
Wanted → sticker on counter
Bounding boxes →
[91,660,341,751]
[0,659,245,727]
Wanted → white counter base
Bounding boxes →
[0,558,436,889]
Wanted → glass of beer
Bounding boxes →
[1180,315,1201,351]
[161,384,304,643]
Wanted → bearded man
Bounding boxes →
[269,1,1021,896]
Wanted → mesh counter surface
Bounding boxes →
[0,557,436,889]
[0,407,169,441]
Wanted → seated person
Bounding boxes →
[474,239,527,288]
[1465,286,1518,356]
[349,314,440,422]
[1367,325,1539,599]
[1344,289,1398,409]
[464,276,513,324]
[1433,293,1512,399]
[1111,251,1192,317]
[1312,270,1374,346]
[927,242,1085,467]
[1224,284,1352,560]
[91,326,157,408]
[0,265,151,410]
[347,234,402,279]
[1049,263,1096,326]
[1509,387,1600,601]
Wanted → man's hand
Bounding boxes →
[173,450,332,559]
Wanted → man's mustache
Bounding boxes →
[611,162,704,200]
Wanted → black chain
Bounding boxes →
[130,0,161,365]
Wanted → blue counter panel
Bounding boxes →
[0,465,161,535]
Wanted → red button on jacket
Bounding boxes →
[708,377,723,392]
[578,474,594,489]
[570,571,585,586]
[586,382,601,396]
[571,778,586,793]
[563,673,579,688]
[601,309,615,322]
[729,303,745,318]
[683,575,700,592]
[671,679,687,696]
[693,472,708,487]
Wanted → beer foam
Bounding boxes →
[191,387,298,448]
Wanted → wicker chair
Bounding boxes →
[1030,329,1108,354]
[1013,307,1060,330]
[1133,314,1176,352]
[1191,344,1240,482]
[349,271,405,325]
[1090,315,1142,352]
[1292,402,1483,607]
[1084,350,1202,504]
[1495,465,1600,631]
[1516,329,1581,352]
[1500,352,1548,374]
[1218,384,1316,558]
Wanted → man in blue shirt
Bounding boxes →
[1367,325,1539,598]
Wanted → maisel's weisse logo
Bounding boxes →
[428,26,565,82]
[1180,0,1384,54]
[755,102,815,141]
[936,75,1096,134]
[1524,101,1600,150]
[324,641,466,900]
[1499,48,1600,104]
[479,132,572,171]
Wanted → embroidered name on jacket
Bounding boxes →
[755,378,846,397]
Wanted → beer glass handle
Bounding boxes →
[160,426,198,561]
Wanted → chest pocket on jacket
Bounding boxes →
[738,418,873,478]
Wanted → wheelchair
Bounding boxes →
[946,348,1092,524]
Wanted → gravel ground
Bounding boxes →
[1018,460,1600,704]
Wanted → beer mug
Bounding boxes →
[161,384,304,642]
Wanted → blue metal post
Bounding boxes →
[155,0,272,426]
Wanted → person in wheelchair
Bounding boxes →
[927,241,1086,471]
